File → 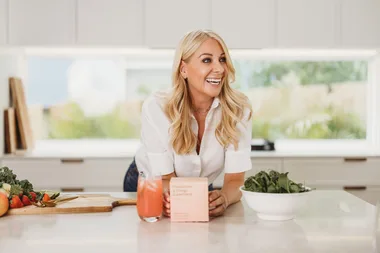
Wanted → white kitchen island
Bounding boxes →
[0,190,378,253]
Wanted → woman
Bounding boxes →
[124,30,253,217]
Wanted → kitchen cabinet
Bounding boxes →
[145,0,211,48]
[81,158,131,191]
[277,0,339,48]
[283,157,380,188]
[2,156,380,191]
[211,0,276,49]
[2,158,86,191]
[77,0,143,46]
[9,0,75,45]
[341,0,380,48]
[1,158,132,192]
[213,158,283,188]
[1,0,380,48]
[247,157,283,176]
[0,0,6,45]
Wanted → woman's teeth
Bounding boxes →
[206,78,221,85]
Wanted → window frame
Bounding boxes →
[23,48,380,155]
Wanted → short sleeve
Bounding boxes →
[137,96,175,176]
[224,108,252,174]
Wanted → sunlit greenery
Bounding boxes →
[253,106,365,140]
[233,60,367,88]
[48,102,140,139]
[237,61,367,140]
[46,61,367,140]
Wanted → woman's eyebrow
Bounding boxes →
[198,52,226,58]
[199,53,213,58]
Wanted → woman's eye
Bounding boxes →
[220,57,226,63]
[202,58,211,63]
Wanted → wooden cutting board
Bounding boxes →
[7,194,137,215]
[9,77,34,150]
[4,108,17,154]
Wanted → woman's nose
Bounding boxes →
[213,61,225,74]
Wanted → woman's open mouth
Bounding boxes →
[206,78,222,86]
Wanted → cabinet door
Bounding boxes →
[277,0,339,48]
[9,0,75,45]
[2,158,132,192]
[211,0,275,49]
[145,0,211,48]
[77,0,143,46]
[82,158,132,191]
[283,157,380,187]
[213,158,283,188]
[2,159,86,191]
[0,0,6,45]
[341,0,380,48]
[246,157,283,177]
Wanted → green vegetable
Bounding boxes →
[0,166,35,199]
[19,180,34,199]
[36,191,44,201]
[37,190,60,201]
[0,183,11,197]
[9,184,23,196]
[243,170,310,193]
[0,167,19,185]
[1,166,60,201]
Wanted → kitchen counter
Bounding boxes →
[0,190,378,253]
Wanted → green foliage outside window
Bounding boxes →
[48,102,140,139]
[235,61,368,140]
[46,61,367,140]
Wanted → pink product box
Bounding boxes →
[170,177,209,222]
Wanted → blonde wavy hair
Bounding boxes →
[165,30,252,155]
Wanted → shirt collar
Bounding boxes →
[211,97,220,109]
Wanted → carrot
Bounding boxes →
[42,193,50,202]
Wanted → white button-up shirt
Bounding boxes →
[135,90,252,184]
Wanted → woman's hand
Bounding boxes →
[163,190,171,217]
[208,190,229,217]
[161,172,176,217]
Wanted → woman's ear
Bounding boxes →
[180,61,187,79]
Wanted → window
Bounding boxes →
[27,54,172,141]
[233,60,367,140]
[24,49,378,154]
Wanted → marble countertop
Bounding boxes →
[0,190,379,253]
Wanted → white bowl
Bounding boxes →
[240,186,312,221]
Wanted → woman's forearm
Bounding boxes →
[221,174,245,207]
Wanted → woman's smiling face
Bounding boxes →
[180,38,227,101]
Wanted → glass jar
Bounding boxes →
[136,171,163,222]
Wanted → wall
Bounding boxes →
[0,50,25,155]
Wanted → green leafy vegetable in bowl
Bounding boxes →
[243,170,311,193]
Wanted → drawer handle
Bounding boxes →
[344,186,367,191]
[344,157,367,162]
[61,188,84,192]
[60,158,84,164]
